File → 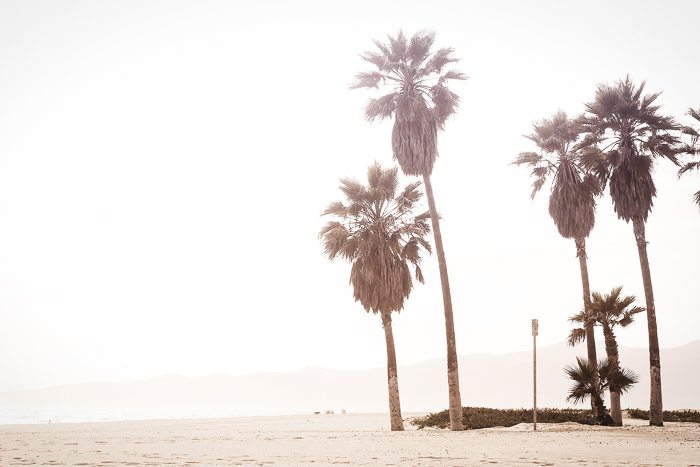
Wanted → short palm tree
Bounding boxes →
[564,357,637,426]
[564,357,609,425]
[569,286,644,425]
[351,30,467,430]
[679,108,700,207]
[513,111,604,419]
[320,163,432,431]
[579,76,681,426]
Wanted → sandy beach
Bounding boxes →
[2,413,699,466]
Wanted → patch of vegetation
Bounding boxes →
[627,408,700,423]
[410,407,595,430]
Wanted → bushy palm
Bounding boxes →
[514,111,601,238]
[352,30,467,430]
[514,111,604,419]
[679,108,700,207]
[320,163,431,431]
[569,286,644,425]
[564,357,610,426]
[579,77,680,221]
[565,357,638,426]
[579,76,681,426]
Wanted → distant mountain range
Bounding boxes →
[1,341,698,422]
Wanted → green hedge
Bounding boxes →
[411,407,594,430]
[627,408,700,423]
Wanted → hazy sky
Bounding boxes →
[1,0,698,392]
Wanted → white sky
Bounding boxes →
[1,0,698,392]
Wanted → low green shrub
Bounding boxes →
[627,408,700,423]
[411,407,595,430]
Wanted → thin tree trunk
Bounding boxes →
[422,173,464,431]
[575,238,601,420]
[602,323,622,426]
[632,218,663,427]
[381,312,404,431]
[610,391,622,426]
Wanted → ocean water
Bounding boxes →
[0,407,304,425]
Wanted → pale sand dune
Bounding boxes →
[1,414,699,466]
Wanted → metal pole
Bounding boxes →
[532,319,538,432]
[533,333,537,431]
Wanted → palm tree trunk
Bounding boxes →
[575,238,601,419]
[422,173,464,431]
[610,391,622,425]
[632,218,663,427]
[381,311,404,431]
[602,323,622,426]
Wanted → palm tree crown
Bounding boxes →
[565,358,637,406]
[590,286,645,330]
[569,286,645,347]
[579,76,681,222]
[514,111,601,239]
[320,163,431,314]
[679,108,700,207]
[351,31,466,176]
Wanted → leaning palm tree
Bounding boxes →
[513,111,604,420]
[569,286,644,425]
[351,30,467,430]
[579,76,681,426]
[320,163,432,431]
[679,108,700,207]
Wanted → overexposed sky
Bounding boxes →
[1,0,698,391]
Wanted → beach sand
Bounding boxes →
[1,413,699,466]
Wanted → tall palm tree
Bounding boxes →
[513,111,603,419]
[320,163,432,431]
[579,76,681,426]
[351,30,467,430]
[569,286,644,425]
[679,108,700,207]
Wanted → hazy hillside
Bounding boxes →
[1,341,697,422]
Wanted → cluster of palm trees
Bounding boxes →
[515,77,699,426]
[320,30,699,432]
[567,287,643,426]
[321,31,467,431]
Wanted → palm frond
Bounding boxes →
[678,159,700,177]
[358,50,391,72]
[387,30,408,60]
[424,47,457,74]
[564,357,601,405]
[365,93,398,121]
[407,31,435,67]
[431,83,460,128]
[322,201,347,217]
[530,177,546,199]
[512,151,542,166]
[568,327,587,347]
[351,71,387,90]
[609,366,639,394]
[442,70,468,81]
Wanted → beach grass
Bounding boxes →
[410,407,595,429]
